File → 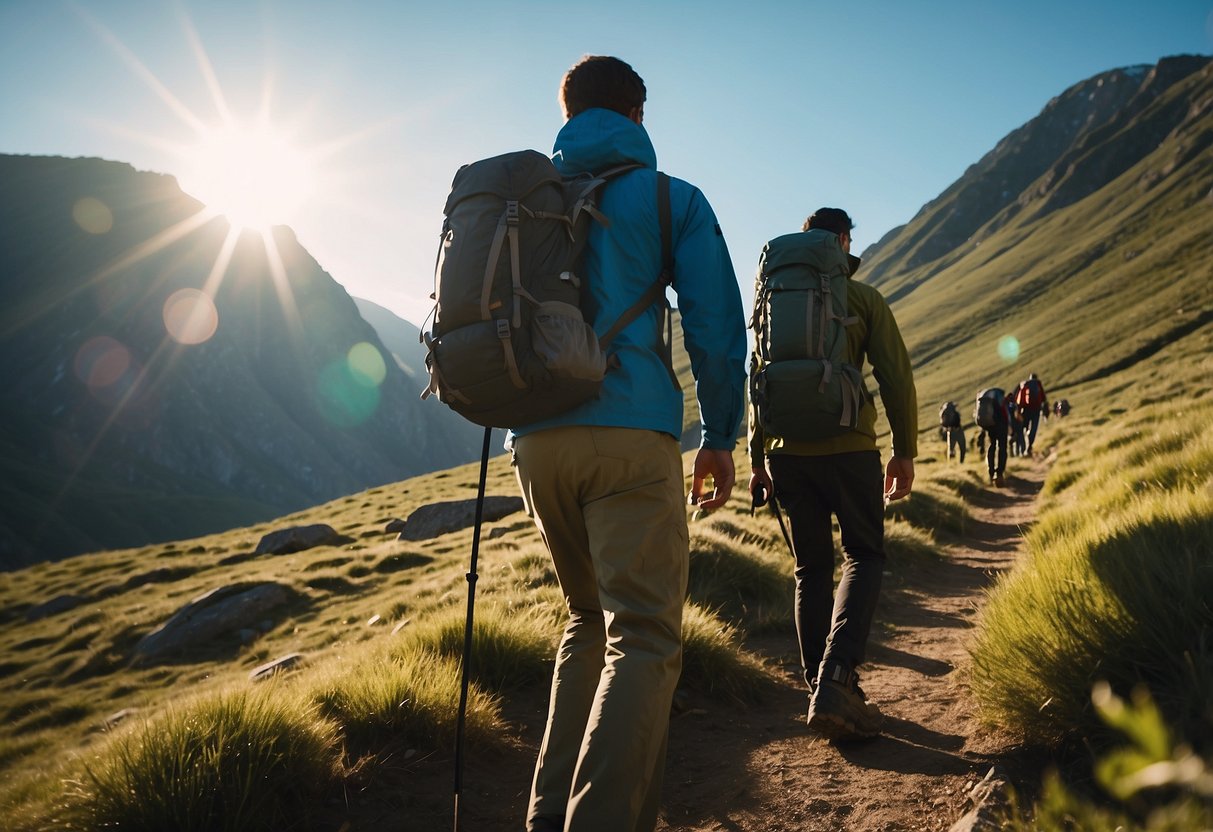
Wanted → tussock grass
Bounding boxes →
[58,689,343,832]
[398,603,557,692]
[679,602,773,704]
[687,525,792,633]
[308,646,505,755]
[971,394,1213,750]
[885,479,969,537]
[884,520,939,563]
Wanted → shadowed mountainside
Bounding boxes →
[0,155,484,567]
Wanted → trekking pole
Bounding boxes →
[453,425,493,832]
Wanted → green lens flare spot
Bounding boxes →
[347,342,387,387]
[317,361,381,426]
[997,336,1020,363]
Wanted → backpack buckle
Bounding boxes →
[495,318,511,339]
[505,200,520,226]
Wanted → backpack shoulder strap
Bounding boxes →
[597,172,679,390]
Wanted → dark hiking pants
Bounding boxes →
[985,426,1008,478]
[768,451,885,685]
[1023,408,1042,451]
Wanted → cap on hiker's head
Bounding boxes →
[803,207,854,236]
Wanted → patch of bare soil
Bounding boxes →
[352,455,1050,831]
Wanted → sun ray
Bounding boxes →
[73,3,208,136]
[201,226,242,298]
[178,8,232,124]
[0,208,220,341]
[93,208,219,284]
[262,231,304,343]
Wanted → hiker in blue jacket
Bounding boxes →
[511,55,747,832]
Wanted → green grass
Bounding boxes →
[687,523,793,633]
[679,602,774,704]
[397,603,558,692]
[970,393,1213,749]
[57,689,344,832]
[307,645,505,756]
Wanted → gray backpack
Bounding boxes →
[749,229,865,441]
[422,150,671,428]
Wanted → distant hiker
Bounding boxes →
[1013,372,1049,455]
[974,387,1010,486]
[1054,398,1071,418]
[1007,396,1026,458]
[938,400,965,462]
[749,207,918,742]
[511,56,746,832]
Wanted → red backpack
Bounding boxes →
[1016,379,1043,411]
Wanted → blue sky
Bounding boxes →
[2,0,1211,326]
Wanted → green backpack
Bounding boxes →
[422,150,672,429]
[750,229,865,441]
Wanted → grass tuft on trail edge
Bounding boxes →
[57,689,343,832]
[679,602,774,704]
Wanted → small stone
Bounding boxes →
[249,653,305,681]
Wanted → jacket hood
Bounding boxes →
[551,108,658,175]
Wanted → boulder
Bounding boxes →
[397,496,525,541]
[254,524,352,555]
[134,583,297,664]
[384,518,407,534]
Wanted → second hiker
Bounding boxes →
[748,207,918,742]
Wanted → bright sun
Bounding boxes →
[180,122,316,231]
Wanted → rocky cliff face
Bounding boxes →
[0,155,482,566]
[860,54,1213,295]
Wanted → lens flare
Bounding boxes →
[163,288,219,345]
[74,336,131,389]
[72,197,114,234]
[997,336,1020,363]
[317,360,381,427]
[347,342,387,387]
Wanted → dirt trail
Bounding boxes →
[656,455,1047,832]
[404,455,1048,831]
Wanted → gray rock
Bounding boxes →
[134,583,297,664]
[253,524,352,555]
[948,766,1012,832]
[249,653,305,681]
[397,496,525,541]
[25,593,86,621]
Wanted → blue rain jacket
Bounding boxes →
[511,108,747,449]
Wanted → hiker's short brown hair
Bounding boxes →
[803,208,855,236]
[560,56,646,120]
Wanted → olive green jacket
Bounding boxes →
[748,278,918,468]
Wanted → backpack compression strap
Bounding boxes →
[598,172,680,391]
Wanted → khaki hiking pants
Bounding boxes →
[514,426,688,832]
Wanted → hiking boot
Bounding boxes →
[993,474,1005,487]
[806,664,883,741]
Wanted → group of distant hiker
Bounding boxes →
[424,56,917,831]
[938,374,1069,486]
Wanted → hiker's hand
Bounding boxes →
[749,466,772,501]
[884,456,915,503]
[749,466,773,513]
[689,448,735,511]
